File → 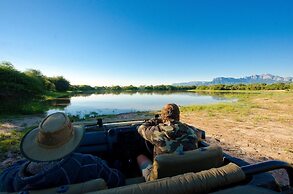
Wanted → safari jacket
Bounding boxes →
[138,119,198,157]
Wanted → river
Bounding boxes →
[47,91,235,117]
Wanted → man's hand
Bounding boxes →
[144,118,162,126]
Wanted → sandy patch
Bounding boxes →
[0,115,44,132]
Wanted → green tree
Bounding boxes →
[144,85,154,90]
[196,85,209,90]
[49,76,70,92]
[210,84,226,90]
[75,85,94,91]
[0,62,44,100]
[110,85,122,91]
[123,85,138,91]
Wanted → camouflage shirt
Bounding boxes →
[138,119,198,157]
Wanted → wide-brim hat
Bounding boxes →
[20,112,84,162]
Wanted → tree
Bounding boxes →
[49,76,70,92]
[0,62,44,100]
[123,85,138,91]
[75,85,94,91]
[0,61,14,70]
[110,85,122,91]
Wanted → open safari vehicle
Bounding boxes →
[4,118,293,194]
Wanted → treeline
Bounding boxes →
[0,62,70,101]
[71,84,197,92]
[1,61,292,101]
[195,83,293,91]
[71,83,293,93]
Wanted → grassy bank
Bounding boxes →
[181,90,292,119]
[44,91,72,100]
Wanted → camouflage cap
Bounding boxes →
[161,103,180,122]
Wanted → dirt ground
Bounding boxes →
[180,92,293,186]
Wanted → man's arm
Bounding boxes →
[137,119,162,144]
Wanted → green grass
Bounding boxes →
[0,126,35,161]
[182,92,250,113]
[44,91,72,100]
[181,90,293,116]
[0,132,21,154]
[181,102,251,115]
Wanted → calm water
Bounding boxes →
[47,92,235,116]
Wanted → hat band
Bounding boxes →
[37,124,74,149]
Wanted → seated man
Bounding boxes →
[0,112,125,192]
[137,103,199,180]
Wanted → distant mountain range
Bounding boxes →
[173,74,293,86]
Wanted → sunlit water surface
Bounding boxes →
[47,92,235,116]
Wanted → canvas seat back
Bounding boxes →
[87,163,245,194]
[149,145,224,180]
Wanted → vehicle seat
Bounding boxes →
[87,163,245,194]
[149,145,223,180]
[4,178,107,194]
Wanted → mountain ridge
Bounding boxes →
[173,74,293,86]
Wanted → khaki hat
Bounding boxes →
[20,112,84,162]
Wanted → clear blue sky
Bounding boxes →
[1,0,292,86]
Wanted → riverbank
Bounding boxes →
[1,90,292,183]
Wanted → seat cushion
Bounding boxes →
[87,163,245,194]
[150,145,223,180]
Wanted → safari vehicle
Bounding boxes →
[5,118,293,194]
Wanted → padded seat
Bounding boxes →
[149,145,223,180]
[87,163,245,194]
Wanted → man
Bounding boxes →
[137,103,199,180]
[0,112,125,192]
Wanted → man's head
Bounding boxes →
[20,112,84,162]
[161,103,180,123]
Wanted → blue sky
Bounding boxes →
[0,0,292,86]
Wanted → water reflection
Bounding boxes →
[47,91,235,116]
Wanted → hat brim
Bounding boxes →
[20,125,84,162]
